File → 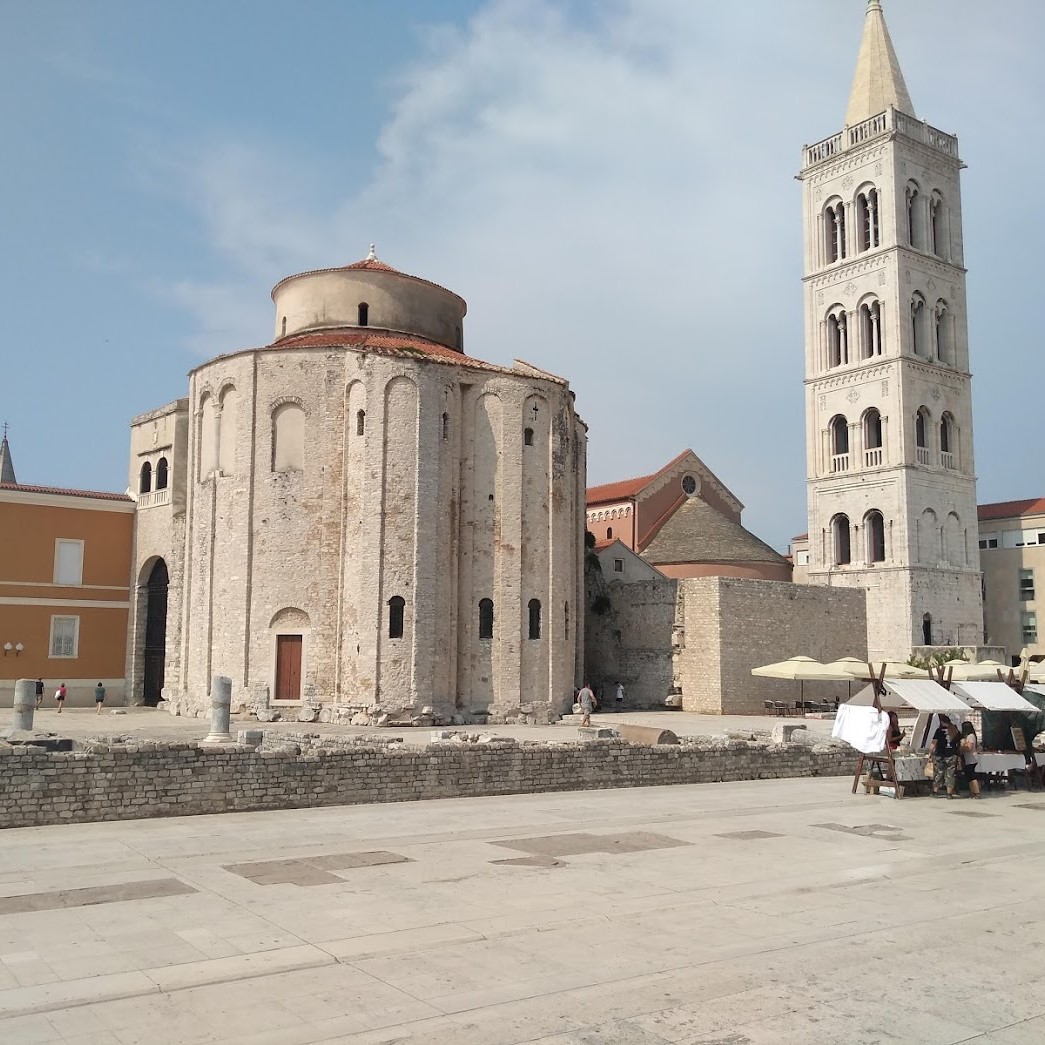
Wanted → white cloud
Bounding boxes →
[162,0,1045,550]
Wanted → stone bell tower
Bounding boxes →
[799,0,982,660]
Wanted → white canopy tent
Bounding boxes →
[847,679,972,713]
[950,681,1039,713]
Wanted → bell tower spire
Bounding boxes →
[845,0,915,127]
[0,423,16,485]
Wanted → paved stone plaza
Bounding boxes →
[2,777,1045,1044]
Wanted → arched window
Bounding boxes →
[911,294,927,357]
[856,188,880,252]
[940,413,956,468]
[935,300,951,364]
[859,300,882,358]
[524,427,534,446]
[455,325,462,350]
[930,192,944,256]
[478,598,494,640]
[832,514,851,565]
[564,601,569,640]
[830,415,849,473]
[280,316,287,338]
[356,409,365,436]
[442,412,449,441]
[358,302,369,327]
[528,598,542,640]
[922,613,933,646]
[607,527,613,539]
[827,309,848,368]
[906,181,921,248]
[139,461,152,494]
[915,408,931,465]
[155,457,169,491]
[272,402,305,472]
[388,596,405,639]
[863,409,883,466]
[865,510,886,563]
[825,201,846,263]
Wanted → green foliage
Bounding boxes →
[907,648,968,670]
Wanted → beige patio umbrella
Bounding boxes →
[841,661,924,680]
[822,657,869,700]
[944,659,1009,682]
[751,656,853,705]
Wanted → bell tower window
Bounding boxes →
[358,302,369,327]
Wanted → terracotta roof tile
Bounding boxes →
[201,329,514,377]
[1,482,131,503]
[586,450,703,508]
[978,497,1045,522]
[586,473,654,505]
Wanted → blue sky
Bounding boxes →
[1,0,1041,551]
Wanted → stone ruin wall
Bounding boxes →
[0,731,854,830]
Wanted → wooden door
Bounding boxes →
[275,635,302,701]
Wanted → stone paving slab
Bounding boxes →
[1,778,1043,1043]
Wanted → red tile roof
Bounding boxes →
[199,329,514,377]
[979,498,1045,522]
[586,449,696,507]
[0,482,131,503]
[586,473,654,505]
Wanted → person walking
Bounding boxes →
[35,678,45,710]
[94,682,106,715]
[577,682,596,727]
[960,721,981,798]
[55,683,67,714]
[929,714,961,798]
[615,681,625,712]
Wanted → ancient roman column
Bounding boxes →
[9,678,35,733]
[201,675,233,744]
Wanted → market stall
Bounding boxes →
[836,679,973,799]
[950,681,1043,789]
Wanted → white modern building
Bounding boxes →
[799,0,982,659]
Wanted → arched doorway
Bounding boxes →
[922,612,933,647]
[143,559,169,706]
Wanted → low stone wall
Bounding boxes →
[0,734,854,830]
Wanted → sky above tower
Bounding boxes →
[1,0,1041,551]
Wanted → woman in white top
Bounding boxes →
[960,722,981,798]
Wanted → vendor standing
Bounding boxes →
[929,715,961,799]
[960,722,981,799]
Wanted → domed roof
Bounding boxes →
[270,245,466,309]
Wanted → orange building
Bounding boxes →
[0,434,134,708]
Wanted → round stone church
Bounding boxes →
[127,250,587,723]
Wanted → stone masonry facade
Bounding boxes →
[678,577,867,715]
[0,734,853,830]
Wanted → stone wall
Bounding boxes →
[0,735,854,830]
[585,572,678,708]
[678,577,867,714]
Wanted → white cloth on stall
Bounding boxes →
[833,704,889,754]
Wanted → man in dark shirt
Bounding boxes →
[929,714,960,798]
